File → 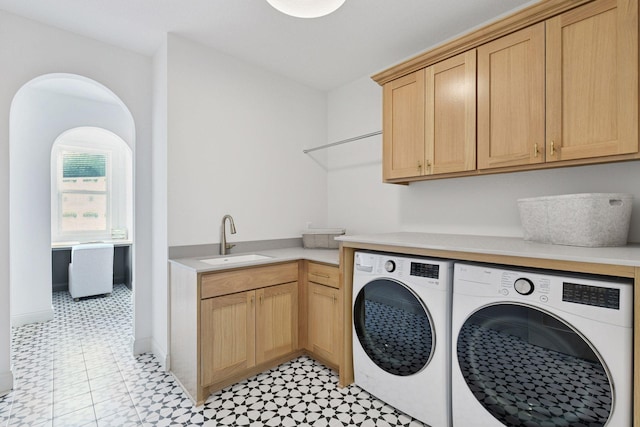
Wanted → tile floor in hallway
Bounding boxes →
[0,284,426,427]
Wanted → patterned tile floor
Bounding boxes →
[0,285,426,427]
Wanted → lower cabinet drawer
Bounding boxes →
[307,262,339,288]
[201,262,298,299]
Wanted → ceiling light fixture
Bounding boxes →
[266,0,346,18]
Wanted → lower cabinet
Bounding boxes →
[200,282,298,387]
[201,282,298,387]
[170,259,340,405]
[170,261,299,405]
[305,261,342,368]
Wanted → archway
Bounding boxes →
[9,74,136,334]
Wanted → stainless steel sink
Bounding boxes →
[200,254,273,266]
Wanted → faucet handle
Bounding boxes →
[226,243,236,250]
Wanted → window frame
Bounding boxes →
[51,127,132,245]
[56,148,112,240]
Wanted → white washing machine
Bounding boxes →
[452,263,633,427]
[353,251,453,427]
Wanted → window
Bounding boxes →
[51,127,132,243]
[60,151,110,233]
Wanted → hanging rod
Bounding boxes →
[303,130,382,154]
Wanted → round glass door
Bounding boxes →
[457,304,612,427]
[354,279,434,376]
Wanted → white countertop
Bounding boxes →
[170,247,339,273]
[337,232,640,267]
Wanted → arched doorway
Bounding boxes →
[9,73,136,335]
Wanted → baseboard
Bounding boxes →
[131,335,151,355]
[151,339,169,371]
[130,336,169,371]
[113,275,127,285]
[11,306,54,327]
[0,370,14,397]
[52,282,68,292]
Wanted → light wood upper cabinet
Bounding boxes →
[426,50,477,175]
[375,0,639,183]
[477,23,546,170]
[546,0,638,161]
[256,282,298,365]
[201,291,255,386]
[383,51,477,181]
[383,71,426,180]
[479,0,638,169]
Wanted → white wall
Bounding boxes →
[10,83,133,326]
[0,19,10,396]
[327,76,640,242]
[151,39,169,367]
[0,11,153,394]
[326,77,401,234]
[166,34,328,247]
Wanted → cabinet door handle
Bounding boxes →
[550,140,555,156]
[259,295,264,305]
[534,143,539,157]
[417,160,422,172]
[332,294,337,304]
[311,272,330,279]
[251,295,255,306]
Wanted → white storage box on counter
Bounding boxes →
[302,228,345,249]
[518,193,633,247]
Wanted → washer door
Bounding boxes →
[457,303,612,427]
[353,279,434,376]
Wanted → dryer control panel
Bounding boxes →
[454,263,633,328]
[410,262,440,279]
[354,251,453,290]
[562,282,620,310]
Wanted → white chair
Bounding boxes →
[68,243,114,300]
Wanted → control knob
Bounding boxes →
[384,260,396,273]
[514,278,534,295]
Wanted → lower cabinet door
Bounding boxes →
[255,282,298,365]
[200,291,256,386]
[308,282,341,366]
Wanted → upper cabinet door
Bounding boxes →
[383,70,426,180]
[546,0,638,162]
[477,23,546,170]
[425,50,477,175]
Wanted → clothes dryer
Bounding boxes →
[353,251,453,426]
[452,263,633,427]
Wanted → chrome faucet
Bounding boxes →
[220,214,237,255]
